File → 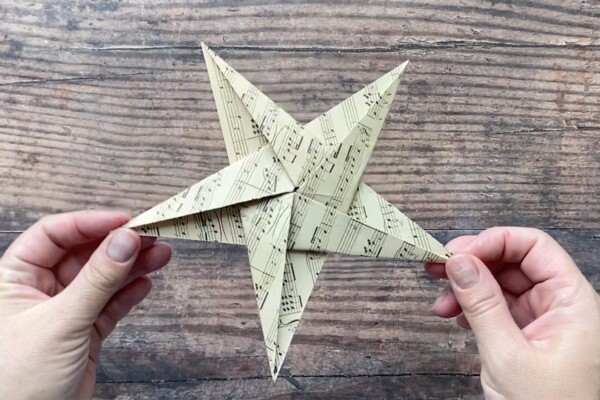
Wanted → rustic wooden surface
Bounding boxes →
[1,1,599,399]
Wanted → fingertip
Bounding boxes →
[152,242,173,264]
[131,241,173,276]
[111,210,132,223]
[432,287,463,318]
[424,262,448,279]
[140,236,157,250]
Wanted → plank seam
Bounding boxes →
[0,72,155,87]
[79,41,600,53]
[96,371,481,384]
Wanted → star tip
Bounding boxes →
[122,215,141,229]
[271,368,280,382]
[443,250,453,263]
[389,60,409,81]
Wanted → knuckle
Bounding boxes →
[486,226,504,236]
[445,235,477,253]
[83,260,120,294]
[480,226,504,239]
[552,280,579,308]
[531,228,552,243]
[463,289,504,318]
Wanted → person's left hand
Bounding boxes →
[0,211,172,399]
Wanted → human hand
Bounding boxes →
[0,211,172,399]
[425,227,600,400]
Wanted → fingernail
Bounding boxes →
[107,229,139,262]
[448,255,479,289]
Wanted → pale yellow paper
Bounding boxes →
[126,43,449,380]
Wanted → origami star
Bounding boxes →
[125,43,449,380]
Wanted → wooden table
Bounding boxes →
[1,1,598,398]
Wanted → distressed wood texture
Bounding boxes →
[0,0,599,399]
[93,376,483,400]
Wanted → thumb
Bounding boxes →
[57,228,141,324]
[446,254,525,355]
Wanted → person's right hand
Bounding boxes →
[425,227,600,400]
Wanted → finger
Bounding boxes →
[119,242,171,289]
[456,314,471,330]
[443,284,537,330]
[54,228,141,324]
[495,264,535,296]
[433,285,518,320]
[445,254,525,355]
[509,290,537,328]
[522,276,586,323]
[1,210,130,269]
[423,262,448,279]
[424,235,477,279]
[140,236,157,250]
[466,227,582,285]
[446,235,478,253]
[54,236,160,289]
[432,286,462,318]
[94,276,152,340]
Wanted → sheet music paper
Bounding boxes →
[125,43,450,380]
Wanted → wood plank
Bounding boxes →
[1,1,598,398]
[0,228,597,386]
[0,1,598,84]
[1,47,598,230]
[93,375,483,399]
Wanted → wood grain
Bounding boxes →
[94,375,483,400]
[1,0,599,398]
[1,46,599,230]
[0,1,598,74]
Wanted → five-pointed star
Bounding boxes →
[125,43,450,380]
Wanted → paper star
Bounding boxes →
[125,43,449,380]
